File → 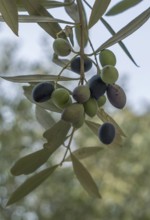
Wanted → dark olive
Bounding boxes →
[32,82,54,103]
[98,122,115,145]
[88,75,107,100]
[73,85,90,103]
[107,84,126,109]
[70,56,92,74]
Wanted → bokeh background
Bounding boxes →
[0,1,150,219]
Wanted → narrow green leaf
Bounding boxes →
[21,0,65,39]
[88,0,111,29]
[96,8,150,52]
[1,74,79,83]
[85,120,101,137]
[11,148,52,176]
[17,0,74,11]
[65,0,88,47]
[0,0,18,35]
[100,17,139,66]
[52,53,71,69]
[65,146,104,161]
[36,106,55,130]
[106,0,143,16]
[7,165,58,206]
[23,85,62,113]
[43,120,71,153]
[71,154,101,198]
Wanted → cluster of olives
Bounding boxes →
[32,38,126,145]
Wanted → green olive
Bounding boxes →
[97,95,106,107]
[52,88,72,109]
[83,98,98,117]
[53,38,71,56]
[101,65,119,84]
[99,49,116,66]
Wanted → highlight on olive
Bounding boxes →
[98,122,116,145]
[70,56,92,74]
[32,82,54,103]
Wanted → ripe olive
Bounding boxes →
[107,84,126,109]
[88,75,107,100]
[98,122,115,145]
[73,85,91,103]
[99,49,116,66]
[101,65,119,84]
[51,88,72,109]
[83,98,98,117]
[53,38,71,56]
[32,82,54,103]
[70,56,92,74]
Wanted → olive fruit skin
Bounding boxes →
[71,56,92,74]
[53,38,71,56]
[88,75,107,100]
[73,85,91,103]
[83,98,98,117]
[51,88,72,109]
[72,114,85,129]
[107,84,126,109]
[97,95,106,107]
[101,65,119,84]
[32,82,54,103]
[98,122,115,145]
[99,49,116,67]
[61,103,84,124]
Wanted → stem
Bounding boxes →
[76,0,85,85]
[59,128,75,166]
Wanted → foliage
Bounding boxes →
[0,0,149,205]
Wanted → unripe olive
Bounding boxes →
[97,95,106,107]
[101,65,119,84]
[83,98,98,117]
[99,49,116,66]
[32,82,54,103]
[107,84,126,109]
[98,122,116,145]
[73,85,91,103]
[70,56,92,74]
[72,114,85,129]
[51,88,72,109]
[88,75,107,100]
[61,103,84,124]
[53,38,71,56]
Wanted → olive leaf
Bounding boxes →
[106,0,143,16]
[0,0,18,35]
[65,0,88,47]
[100,18,139,67]
[7,165,58,206]
[17,0,74,11]
[35,106,55,130]
[23,85,62,113]
[85,120,101,137]
[43,119,71,153]
[10,148,52,176]
[21,0,65,39]
[71,154,101,198]
[1,74,80,83]
[96,7,150,52]
[88,0,111,29]
[65,146,104,161]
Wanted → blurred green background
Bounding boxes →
[0,39,150,220]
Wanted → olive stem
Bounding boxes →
[59,128,75,166]
[76,0,85,85]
